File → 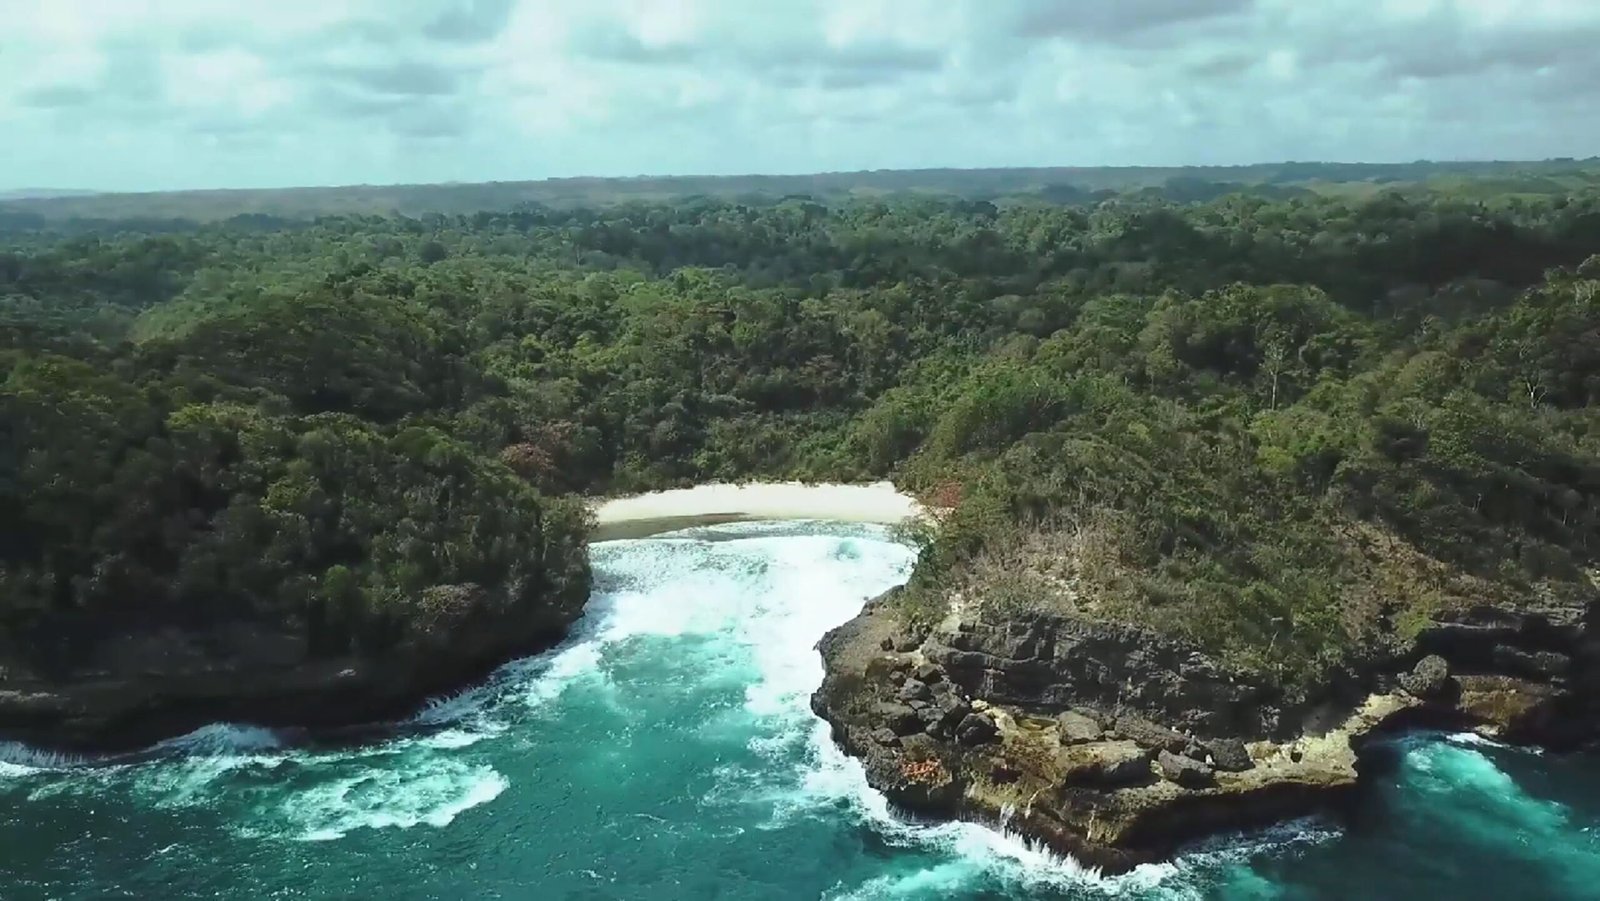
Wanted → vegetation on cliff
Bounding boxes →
[3,179,1599,711]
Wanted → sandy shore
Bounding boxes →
[590,481,926,541]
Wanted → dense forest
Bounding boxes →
[4,184,1600,698]
[5,158,1599,225]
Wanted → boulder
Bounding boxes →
[898,679,933,702]
[932,692,973,733]
[1157,750,1215,788]
[1399,654,1454,700]
[871,727,901,747]
[880,637,895,652]
[1057,711,1104,746]
[892,634,922,653]
[914,663,945,684]
[1058,740,1153,787]
[1114,714,1189,753]
[874,702,924,736]
[1202,737,1253,772]
[955,713,999,746]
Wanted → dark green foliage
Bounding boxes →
[3,159,1599,223]
[2,184,1598,694]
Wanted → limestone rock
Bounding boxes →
[955,712,999,746]
[1114,714,1189,753]
[923,611,1282,739]
[1492,646,1569,679]
[1202,737,1253,772]
[931,691,973,734]
[812,582,1600,877]
[898,679,933,702]
[874,702,924,736]
[1399,655,1453,700]
[1057,711,1104,746]
[1157,750,1215,788]
[871,727,901,747]
[1058,740,1153,787]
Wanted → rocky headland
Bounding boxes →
[0,577,591,752]
[0,482,924,753]
[813,587,1600,873]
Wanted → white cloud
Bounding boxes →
[1,0,1598,191]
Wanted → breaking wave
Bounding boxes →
[2,522,1595,900]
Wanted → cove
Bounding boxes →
[2,521,1597,900]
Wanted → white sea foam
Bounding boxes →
[1404,741,1569,830]
[635,525,1168,898]
[153,723,284,754]
[0,521,1380,895]
[1445,730,1506,749]
[1442,730,1544,754]
[288,758,509,841]
[666,523,1351,901]
[0,741,90,776]
[797,714,1188,899]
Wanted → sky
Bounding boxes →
[3,0,1599,192]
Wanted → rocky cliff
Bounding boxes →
[0,575,590,752]
[812,586,1600,872]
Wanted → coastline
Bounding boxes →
[0,481,924,753]
[590,481,926,541]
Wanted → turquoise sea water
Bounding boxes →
[3,522,1599,900]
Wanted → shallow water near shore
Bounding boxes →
[2,522,1598,900]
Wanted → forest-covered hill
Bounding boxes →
[4,158,1600,226]
[3,183,1600,747]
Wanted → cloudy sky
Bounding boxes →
[4,0,1599,191]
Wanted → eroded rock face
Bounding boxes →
[1059,740,1152,786]
[0,576,592,752]
[923,612,1291,740]
[813,585,1600,873]
[1114,715,1189,753]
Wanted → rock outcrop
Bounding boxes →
[813,586,1600,873]
[0,575,591,752]
[923,612,1295,738]
[1398,654,1454,700]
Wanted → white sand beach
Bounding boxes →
[591,481,926,540]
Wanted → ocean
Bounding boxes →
[2,522,1596,900]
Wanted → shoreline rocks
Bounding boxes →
[0,578,591,754]
[812,588,1600,874]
